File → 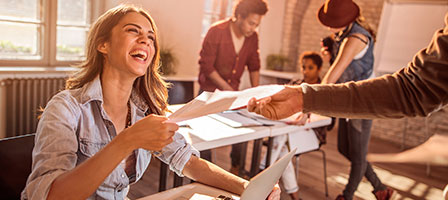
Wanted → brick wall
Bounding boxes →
[280,0,448,148]
[371,107,448,148]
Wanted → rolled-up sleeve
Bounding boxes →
[157,132,199,177]
[22,93,80,200]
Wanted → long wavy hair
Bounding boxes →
[355,14,376,42]
[66,4,168,115]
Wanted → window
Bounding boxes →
[201,0,234,37]
[0,0,94,66]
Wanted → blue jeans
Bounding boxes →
[338,118,386,200]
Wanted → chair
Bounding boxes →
[0,133,35,199]
[292,120,334,198]
[293,144,328,197]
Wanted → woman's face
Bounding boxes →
[99,12,155,77]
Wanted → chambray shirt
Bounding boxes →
[22,76,199,200]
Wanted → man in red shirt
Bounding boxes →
[198,0,268,175]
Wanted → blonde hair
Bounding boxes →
[66,4,169,115]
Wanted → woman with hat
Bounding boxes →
[317,0,395,199]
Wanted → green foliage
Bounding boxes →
[266,54,289,71]
[159,48,177,75]
[0,40,32,53]
[57,44,83,55]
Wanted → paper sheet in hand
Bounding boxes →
[237,109,331,128]
[206,84,284,110]
[168,85,285,123]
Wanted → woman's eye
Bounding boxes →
[127,28,138,33]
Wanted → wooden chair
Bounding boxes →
[0,133,35,199]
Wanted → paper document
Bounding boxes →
[237,109,331,128]
[209,112,264,128]
[167,85,285,123]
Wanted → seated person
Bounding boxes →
[260,51,328,200]
[21,5,280,200]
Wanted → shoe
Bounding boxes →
[335,194,345,200]
[373,187,396,200]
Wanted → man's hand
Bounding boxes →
[247,86,303,120]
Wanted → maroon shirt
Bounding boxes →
[198,19,261,92]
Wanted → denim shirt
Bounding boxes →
[335,22,374,83]
[22,76,199,200]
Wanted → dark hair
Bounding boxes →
[234,0,268,19]
[300,51,323,69]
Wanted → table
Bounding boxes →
[159,115,271,191]
[158,111,331,191]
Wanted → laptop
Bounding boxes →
[238,147,297,200]
[200,147,297,200]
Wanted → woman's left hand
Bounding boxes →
[286,112,309,125]
[267,183,281,200]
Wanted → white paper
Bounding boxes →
[287,129,320,154]
[209,112,263,128]
[206,84,285,110]
[167,85,285,123]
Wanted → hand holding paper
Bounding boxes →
[167,85,285,123]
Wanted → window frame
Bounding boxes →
[0,0,102,67]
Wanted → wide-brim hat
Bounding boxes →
[318,0,360,28]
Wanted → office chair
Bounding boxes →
[0,133,35,199]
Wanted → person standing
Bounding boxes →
[316,0,395,199]
[198,0,268,175]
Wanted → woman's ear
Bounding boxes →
[97,42,109,54]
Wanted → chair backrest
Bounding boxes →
[0,133,35,199]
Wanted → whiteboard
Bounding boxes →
[374,0,448,74]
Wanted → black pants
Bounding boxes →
[338,118,386,200]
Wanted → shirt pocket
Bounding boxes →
[79,138,107,158]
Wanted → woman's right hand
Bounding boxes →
[320,47,332,63]
[125,114,178,151]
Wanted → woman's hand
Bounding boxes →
[267,183,281,200]
[320,47,332,63]
[286,112,310,125]
[124,114,178,151]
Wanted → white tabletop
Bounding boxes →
[178,115,270,151]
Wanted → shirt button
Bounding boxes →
[121,174,125,178]
[227,79,231,83]
[232,69,236,74]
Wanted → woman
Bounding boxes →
[317,0,394,199]
[22,5,280,200]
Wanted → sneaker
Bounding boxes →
[335,194,345,200]
[373,187,396,200]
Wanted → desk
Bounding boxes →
[159,115,271,191]
[158,112,331,191]
[140,183,237,200]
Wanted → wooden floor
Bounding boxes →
[129,125,448,200]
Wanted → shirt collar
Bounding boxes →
[79,76,149,113]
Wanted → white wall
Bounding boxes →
[374,1,448,74]
[105,0,286,89]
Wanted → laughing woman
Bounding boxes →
[21,5,279,200]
